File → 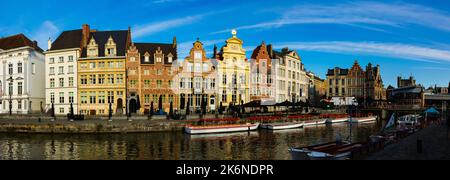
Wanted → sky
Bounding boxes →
[1,0,450,88]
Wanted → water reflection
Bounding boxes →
[0,122,381,160]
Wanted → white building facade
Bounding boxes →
[0,34,45,114]
[272,48,309,103]
[45,29,83,115]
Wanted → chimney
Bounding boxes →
[33,41,38,48]
[213,44,218,58]
[47,38,52,50]
[127,26,132,48]
[82,24,90,47]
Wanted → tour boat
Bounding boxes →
[349,116,378,123]
[326,117,349,124]
[260,122,304,130]
[303,119,327,127]
[184,123,260,134]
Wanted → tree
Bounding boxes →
[169,101,174,118]
[158,95,163,112]
[150,101,154,116]
[186,98,191,116]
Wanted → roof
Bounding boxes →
[81,30,129,58]
[134,43,177,64]
[0,34,43,52]
[50,29,82,51]
[327,68,349,76]
[391,86,423,95]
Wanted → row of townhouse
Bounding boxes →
[1,24,324,115]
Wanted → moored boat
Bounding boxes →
[260,122,304,130]
[289,141,349,160]
[307,143,363,160]
[303,119,327,126]
[184,123,260,134]
[349,116,378,123]
[326,117,349,124]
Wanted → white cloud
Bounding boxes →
[213,1,450,34]
[271,41,450,64]
[32,21,59,50]
[133,15,204,38]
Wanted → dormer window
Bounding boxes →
[105,36,117,56]
[155,47,163,63]
[168,53,174,63]
[156,57,162,63]
[144,52,150,62]
[87,38,98,57]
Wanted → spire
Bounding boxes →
[231,29,237,37]
[213,44,218,58]
[173,36,177,48]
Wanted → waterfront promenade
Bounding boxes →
[367,122,450,160]
[0,115,186,134]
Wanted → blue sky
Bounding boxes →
[1,0,450,88]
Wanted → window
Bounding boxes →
[187,78,192,88]
[144,56,149,62]
[342,88,346,94]
[144,70,150,75]
[168,57,173,63]
[180,78,185,89]
[89,75,96,84]
[329,88,333,94]
[89,91,96,104]
[222,90,227,102]
[222,74,227,85]
[59,108,64,114]
[50,93,55,103]
[342,79,345,86]
[169,80,173,88]
[194,52,202,59]
[50,58,55,64]
[80,63,87,69]
[145,94,150,104]
[99,62,105,68]
[130,57,136,62]
[80,75,87,85]
[18,100,22,109]
[195,63,201,72]
[90,62,96,69]
[108,61,114,68]
[58,66,64,74]
[107,91,114,103]
[195,78,201,89]
[130,80,137,87]
[232,74,237,84]
[58,57,64,63]
[68,56,74,62]
[59,92,64,104]
[68,65,74,73]
[80,92,87,104]
[69,92,74,103]
[59,78,64,87]
[108,74,114,84]
[144,80,151,88]
[209,79,215,89]
[49,67,55,75]
[116,74,123,84]
[203,64,209,72]
[18,63,22,73]
[157,80,162,88]
[18,82,22,95]
[169,95,174,103]
[50,78,55,88]
[98,75,105,84]
[153,95,158,104]
[107,48,115,56]
[156,57,162,63]
[157,69,162,75]
[118,62,123,68]
[98,92,105,104]
[8,64,13,75]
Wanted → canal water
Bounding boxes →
[0,122,382,160]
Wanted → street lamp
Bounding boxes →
[7,76,13,116]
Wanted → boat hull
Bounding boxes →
[350,116,377,123]
[303,119,327,126]
[185,123,260,134]
[326,118,349,124]
[261,122,304,130]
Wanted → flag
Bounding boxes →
[384,113,396,131]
